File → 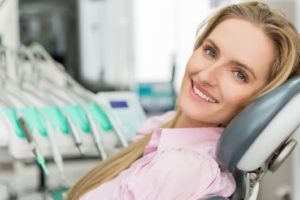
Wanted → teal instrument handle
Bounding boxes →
[20,107,48,137]
[2,108,25,138]
[51,187,69,200]
[37,155,49,176]
[40,106,69,135]
[85,103,113,132]
[18,117,49,176]
[61,104,91,133]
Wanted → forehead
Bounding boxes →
[207,18,275,80]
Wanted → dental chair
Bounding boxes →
[206,77,300,200]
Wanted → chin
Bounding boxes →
[177,97,205,122]
[178,96,228,127]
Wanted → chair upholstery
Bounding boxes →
[204,77,300,200]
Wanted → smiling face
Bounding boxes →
[176,18,275,128]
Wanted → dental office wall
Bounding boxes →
[0,0,19,48]
[133,0,211,91]
[78,0,212,92]
[78,0,135,90]
[0,0,20,81]
[19,0,79,83]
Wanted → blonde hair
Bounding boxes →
[66,2,300,199]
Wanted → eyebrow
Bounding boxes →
[204,38,257,80]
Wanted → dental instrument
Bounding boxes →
[18,116,49,176]
[18,45,85,157]
[29,43,128,148]
[66,117,85,156]
[45,120,66,182]
[85,112,107,159]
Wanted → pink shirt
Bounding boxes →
[81,111,236,200]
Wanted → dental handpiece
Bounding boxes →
[45,121,65,182]
[66,118,85,156]
[107,114,128,147]
[18,117,49,175]
[100,108,128,147]
[86,113,108,160]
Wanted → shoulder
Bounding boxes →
[135,111,176,139]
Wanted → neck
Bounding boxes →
[174,110,219,128]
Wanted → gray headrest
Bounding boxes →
[216,77,300,172]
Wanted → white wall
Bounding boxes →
[78,0,213,90]
[78,0,134,88]
[0,0,20,81]
[133,0,176,83]
[0,0,20,48]
[174,0,211,91]
[133,0,212,91]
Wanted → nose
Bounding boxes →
[196,62,222,86]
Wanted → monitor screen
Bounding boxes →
[110,100,128,108]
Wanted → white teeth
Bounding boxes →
[192,85,217,103]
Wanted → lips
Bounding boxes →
[191,80,219,103]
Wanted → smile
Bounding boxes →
[192,81,218,103]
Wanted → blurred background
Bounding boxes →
[0,0,299,199]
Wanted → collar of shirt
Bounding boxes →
[143,127,224,155]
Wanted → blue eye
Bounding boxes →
[205,49,216,58]
[233,71,248,82]
[203,45,216,59]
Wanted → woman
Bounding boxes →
[67,1,300,199]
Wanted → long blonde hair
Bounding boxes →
[66,2,300,199]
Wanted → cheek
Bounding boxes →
[219,87,251,123]
[185,60,196,75]
[185,51,208,73]
[179,72,189,94]
[221,77,268,106]
[179,59,197,94]
[222,84,254,107]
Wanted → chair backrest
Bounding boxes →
[216,77,300,172]
[207,77,300,200]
